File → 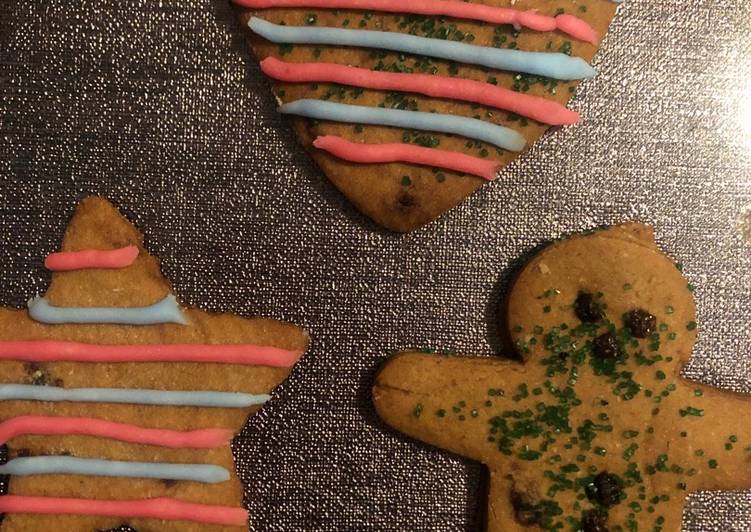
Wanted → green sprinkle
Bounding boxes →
[668,332,677,340]
[623,430,640,439]
[725,443,733,450]
[694,449,704,457]
[686,321,697,331]
[471,409,479,418]
[680,431,687,437]
[543,305,551,313]
[679,406,704,417]
[594,447,607,456]
[436,173,446,183]
[623,283,633,290]
[413,403,423,417]
[655,370,666,380]
[665,306,674,314]
[519,450,542,461]
[623,443,639,461]
[708,459,718,469]
[694,389,703,396]
[512,383,529,402]
[304,13,318,25]
[401,175,412,186]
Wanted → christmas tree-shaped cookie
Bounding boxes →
[375,225,751,531]
[0,197,308,531]
[232,0,618,231]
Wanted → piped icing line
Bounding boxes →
[234,0,599,43]
[0,384,270,408]
[280,99,526,151]
[27,295,188,325]
[249,17,596,80]
[0,340,303,367]
[0,456,230,483]
[44,245,139,271]
[314,135,500,181]
[0,416,233,448]
[261,57,579,126]
[0,496,249,526]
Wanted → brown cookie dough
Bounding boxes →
[232,1,618,232]
[374,225,751,531]
[0,197,309,532]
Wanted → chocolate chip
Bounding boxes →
[586,472,623,508]
[23,362,62,387]
[510,489,542,526]
[581,509,609,532]
[623,308,656,338]
[574,291,603,323]
[592,332,622,360]
[397,192,416,209]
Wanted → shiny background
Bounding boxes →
[1,0,750,530]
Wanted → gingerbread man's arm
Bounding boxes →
[373,352,534,465]
[653,379,751,493]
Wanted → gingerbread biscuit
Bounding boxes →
[374,225,751,531]
[232,1,618,232]
[0,197,308,531]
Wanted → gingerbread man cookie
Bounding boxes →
[0,197,308,531]
[374,224,751,531]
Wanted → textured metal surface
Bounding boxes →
[0,0,750,530]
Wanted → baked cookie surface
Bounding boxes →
[233,1,618,232]
[374,225,751,531]
[0,197,309,531]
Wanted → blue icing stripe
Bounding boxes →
[0,456,229,483]
[279,100,525,152]
[0,384,270,408]
[27,294,188,325]
[249,17,595,81]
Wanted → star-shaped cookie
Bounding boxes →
[0,197,308,531]
[232,0,618,231]
[374,224,751,531]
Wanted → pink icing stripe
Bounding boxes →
[313,135,501,181]
[556,14,599,45]
[0,340,303,367]
[233,0,598,43]
[261,57,579,126]
[0,496,248,526]
[0,416,233,448]
[44,245,139,271]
